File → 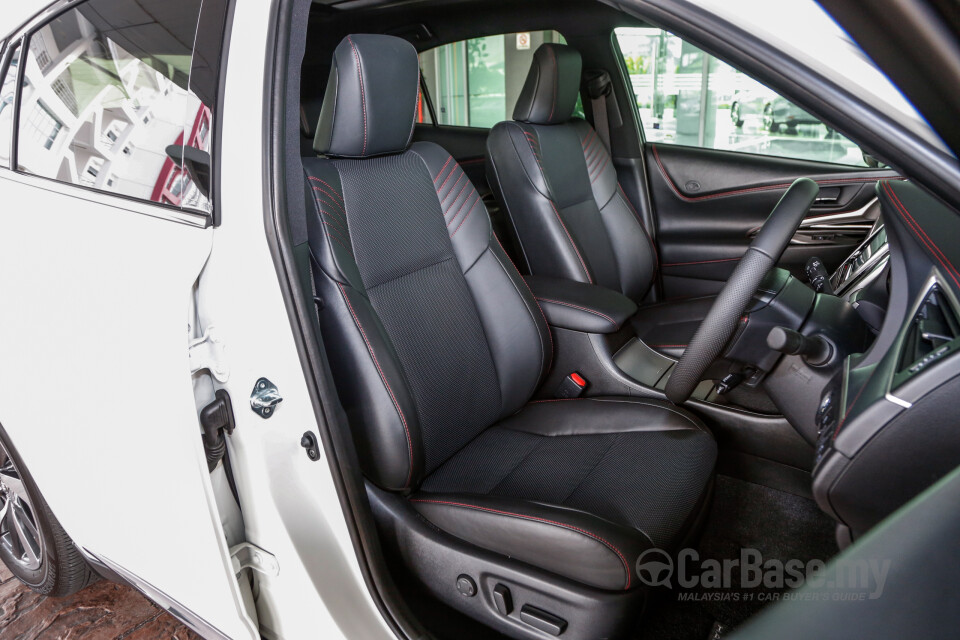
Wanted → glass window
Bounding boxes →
[15,0,215,212]
[615,27,867,167]
[0,43,20,167]
[420,31,573,129]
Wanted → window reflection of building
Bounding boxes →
[420,31,565,129]
[16,8,212,212]
[26,102,63,150]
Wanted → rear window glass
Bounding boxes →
[420,31,582,128]
[15,0,216,211]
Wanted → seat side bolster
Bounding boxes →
[571,120,658,302]
[305,158,425,490]
[303,158,363,288]
[411,493,653,591]
[486,123,595,285]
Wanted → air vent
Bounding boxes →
[898,285,960,376]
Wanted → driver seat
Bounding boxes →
[486,44,714,357]
[306,34,716,636]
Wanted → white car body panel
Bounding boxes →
[0,1,396,637]
[195,1,395,637]
[0,171,255,639]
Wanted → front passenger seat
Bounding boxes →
[305,34,716,639]
[487,44,715,357]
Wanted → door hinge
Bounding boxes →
[189,326,229,382]
[230,542,279,577]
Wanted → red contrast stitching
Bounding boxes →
[317,208,348,234]
[309,183,352,253]
[310,186,347,219]
[651,144,901,203]
[438,165,460,192]
[662,257,741,267]
[590,155,610,184]
[441,174,467,207]
[449,196,480,236]
[337,282,413,488]
[882,180,960,289]
[535,297,616,325]
[307,176,345,204]
[347,36,368,156]
[518,127,592,284]
[582,128,598,156]
[320,220,352,253]
[411,498,632,589]
[433,157,453,183]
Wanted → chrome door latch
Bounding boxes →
[230,542,279,577]
[250,377,282,418]
[189,327,229,382]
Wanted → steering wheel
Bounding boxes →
[665,178,820,404]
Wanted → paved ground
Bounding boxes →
[0,563,201,639]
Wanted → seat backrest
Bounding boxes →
[486,44,658,303]
[306,34,552,492]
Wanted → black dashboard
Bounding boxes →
[811,179,960,545]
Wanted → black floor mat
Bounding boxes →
[634,475,837,639]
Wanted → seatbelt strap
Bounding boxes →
[583,69,623,154]
[592,93,611,152]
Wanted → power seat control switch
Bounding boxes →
[456,574,477,597]
[520,605,567,636]
[492,583,513,616]
[556,372,587,399]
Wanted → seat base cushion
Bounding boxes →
[414,397,717,590]
[630,296,716,358]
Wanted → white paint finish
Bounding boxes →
[0,177,255,638]
[0,0,397,637]
[0,0,48,40]
[197,0,396,636]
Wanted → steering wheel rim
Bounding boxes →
[664,178,820,404]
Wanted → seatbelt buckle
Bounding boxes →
[556,372,587,399]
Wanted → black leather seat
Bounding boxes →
[305,34,716,631]
[486,44,714,358]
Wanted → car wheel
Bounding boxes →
[731,103,744,127]
[0,426,97,596]
[786,124,798,135]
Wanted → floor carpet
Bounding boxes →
[634,475,838,639]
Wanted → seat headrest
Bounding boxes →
[314,34,420,158]
[513,44,582,125]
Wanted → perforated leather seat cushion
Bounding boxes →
[420,397,717,550]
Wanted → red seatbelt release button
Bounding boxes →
[556,372,587,399]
